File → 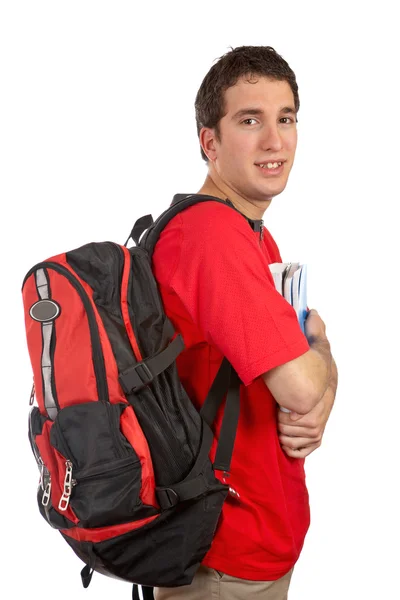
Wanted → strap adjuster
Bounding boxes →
[156,487,179,510]
[119,362,153,394]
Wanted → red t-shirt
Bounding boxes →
[152,200,311,580]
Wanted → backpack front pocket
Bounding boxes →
[29,407,77,529]
[71,456,141,528]
[49,401,145,528]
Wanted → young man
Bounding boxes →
[152,46,338,600]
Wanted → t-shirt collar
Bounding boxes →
[225,199,264,232]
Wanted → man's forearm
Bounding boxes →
[327,357,338,395]
[320,357,338,416]
[308,336,333,403]
[277,356,338,458]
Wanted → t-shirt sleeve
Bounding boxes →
[168,206,310,386]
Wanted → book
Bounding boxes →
[269,262,287,294]
[269,263,307,413]
[269,262,308,334]
[269,262,309,415]
[283,262,299,306]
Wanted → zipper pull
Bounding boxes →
[29,382,35,405]
[260,221,264,243]
[42,479,52,506]
[38,457,45,490]
[58,461,73,511]
[41,460,52,506]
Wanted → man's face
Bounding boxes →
[207,76,298,204]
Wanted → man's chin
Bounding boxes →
[259,182,287,201]
[256,190,281,204]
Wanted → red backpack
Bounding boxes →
[22,195,241,599]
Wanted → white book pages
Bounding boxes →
[283,263,299,305]
[268,263,288,276]
[292,266,301,314]
[268,263,288,295]
[268,263,306,332]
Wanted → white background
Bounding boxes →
[1,1,399,599]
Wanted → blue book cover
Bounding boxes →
[297,264,308,334]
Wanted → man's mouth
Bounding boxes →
[258,161,283,169]
[255,161,284,175]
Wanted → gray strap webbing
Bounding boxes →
[36,269,58,420]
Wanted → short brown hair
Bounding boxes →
[195,45,300,162]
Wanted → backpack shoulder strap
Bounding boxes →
[127,194,232,258]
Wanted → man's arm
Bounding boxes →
[262,310,333,415]
[323,356,338,406]
[277,357,338,458]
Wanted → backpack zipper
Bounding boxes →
[24,262,109,406]
[30,427,52,510]
[58,460,73,511]
[28,408,53,521]
[40,459,52,507]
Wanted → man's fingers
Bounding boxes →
[289,412,302,421]
[279,434,321,449]
[277,404,325,429]
[278,423,321,440]
[281,441,321,459]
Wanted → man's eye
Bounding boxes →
[280,117,297,124]
[241,118,258,125]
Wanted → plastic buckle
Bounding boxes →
[120,362,153,394]
[156,488,179,510]
[133,363,153,391]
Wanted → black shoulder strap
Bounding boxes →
[172,194,264,232]
[200,357,241,474]
[141,194,231,258]
[124,194,231,257]
[124,193,265,252]
[170,193,197,205]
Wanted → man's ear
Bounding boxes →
[199,127,218,162]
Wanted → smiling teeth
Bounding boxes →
[259,162,282,169]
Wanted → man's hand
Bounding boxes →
[278,358,338,459]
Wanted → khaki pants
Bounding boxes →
[154,565,294,600]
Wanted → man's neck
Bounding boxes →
[197,173,271,221]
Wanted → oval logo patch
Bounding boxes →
[29,300,60,322]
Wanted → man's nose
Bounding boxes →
[260,125,283,152]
